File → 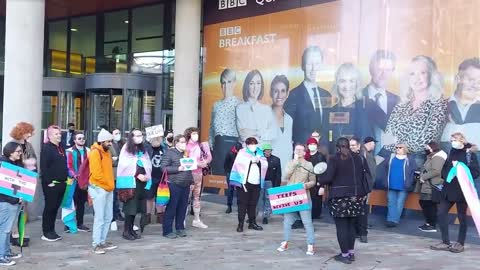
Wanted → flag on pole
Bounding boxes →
[61,178,78,233]
[18,205,26,253]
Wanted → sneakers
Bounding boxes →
[164,233,178,239]
[176,230,187,237]
[92,245,106,255]
[385,221,397,228]
[78,224,91,232]
[430,242,451,251]
[122,232,136,241]
[306,244,315,256]
[133,225,139,231]
[0,257,15,266]
[100,242,118,251]
[64,226,70,233]
[277,241,288,252]
[449,242,464,253]
[348,254,355,262]
[110,221,118,231]
[6,252,22,260]
[418,224,437,232]
[41,232,62,242]
[333,254,352,264]
[192,220,208,229]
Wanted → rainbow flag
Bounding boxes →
[61,178,78,233]
[447,161,480,237]
[18,205,26,252]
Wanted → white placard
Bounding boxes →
[145,125,164,140]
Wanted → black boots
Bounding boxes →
[226,205,232,214]
[122,215,140,240]
[236,221,244,233]
[248,221,263,231]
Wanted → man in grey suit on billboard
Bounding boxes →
[362,50,400,154]
[284,46,332,145]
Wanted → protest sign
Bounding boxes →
[145,125,164,140]
[0,161,38,202]
[268,183,310,215]
[180,158,198,171]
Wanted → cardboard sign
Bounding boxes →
[180,158,198,171]
[268,183,311,215]
[0,161,38,202]
[145,125,164,140]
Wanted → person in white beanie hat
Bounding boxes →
[88,128,118,254]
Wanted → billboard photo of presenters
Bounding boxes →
[201,0,480,183]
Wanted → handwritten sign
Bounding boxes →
[145,125,164,140]
[0,162,38,202]
[267,183,310,215]
[180,158,198,171]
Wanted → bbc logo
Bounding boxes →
[218,0,247,10]
[219,26,241,37]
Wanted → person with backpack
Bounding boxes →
[88,129,118,254]
[65,132,91,233]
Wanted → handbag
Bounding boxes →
[156,169,170,207]
[429,182,443,203]
[118,188,135,203]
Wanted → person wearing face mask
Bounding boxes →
[160,135,194,239]
[431,132,479,253]
[229,137,268,233]
[277,144,316,256]
[40,125,68,242]
[185,127,212,229]
[88,129,118,254]
[109,128,125,231]
[414,141,446,233]
[145,136,165,224]
[380,143,416,228]
[163,129,175,150]
[317,137,371,264]
[305,137,326,220]
[117,129,152,240]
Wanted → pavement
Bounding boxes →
[8,194,480,270]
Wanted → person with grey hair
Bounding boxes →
[381,55,448,167]
[361,50,400,153]
[209,68,241,175]
[327,63,373,149]
[284,46,332,145]
[441,57,480,148]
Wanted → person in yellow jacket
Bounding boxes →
[88,129,118,254]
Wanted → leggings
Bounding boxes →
[334,217,356,254]
[438,199,468,245]
[191,172,203,209]
[419,199,437,227]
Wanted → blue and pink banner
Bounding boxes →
[0,161,38,202]
[268,183,311,215]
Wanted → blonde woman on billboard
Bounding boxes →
[236,69,275,145]
[209,68,241,175]
[441,58,480,148]
[270,74,293,172]
[381,55,448,168]
[328,63,372,149]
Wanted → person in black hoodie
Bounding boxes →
[224,142,242,214]
[431,132,480,253]
[0,142,24,266]
[40,125,68,242]
[318,137,371,265]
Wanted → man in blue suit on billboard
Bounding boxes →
[284,46,332,145]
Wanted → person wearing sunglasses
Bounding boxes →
[65,132,91,233]
[380,143,416,228]
[317,137,371,264]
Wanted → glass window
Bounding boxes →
[42,92,58,128]
[104,10,128,56]
[132,4,164,53]
[143,91,156,127]
[58,92,84,130]
[125,89,142,130]
[48,20,68,76]
[70,16,96,76]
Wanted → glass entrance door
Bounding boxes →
[87,88,123,144]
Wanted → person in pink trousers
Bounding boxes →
[185,127,212,229]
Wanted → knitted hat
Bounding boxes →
[262,143,272,150]
[97,129,113,142]
[306,137,318,145]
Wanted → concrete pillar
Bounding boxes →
[172,0,201,134]
[2,0,45,219]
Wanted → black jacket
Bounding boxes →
[307,151,327,188]
[318,152,370,199]
[265,155,282,187]
[160,148,193,188]
[0,157,22,204]
[40,142,68,184]
[441,148,480,202]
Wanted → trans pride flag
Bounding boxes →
[447,161,480,237]
[61,178,78,233]
[0,161,38,202]
[229,148,268,189]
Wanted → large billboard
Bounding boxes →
[202,0,480,176]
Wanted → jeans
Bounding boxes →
[226,174,235,207]
[0,203,19,257]
[387,190,408,223]
[112,189,121,220]
[88,185,113,247]
[283,210,315,245]
[256,180,272,219]
[163,183,190,236]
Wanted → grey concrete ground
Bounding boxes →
[8,196,480,270]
